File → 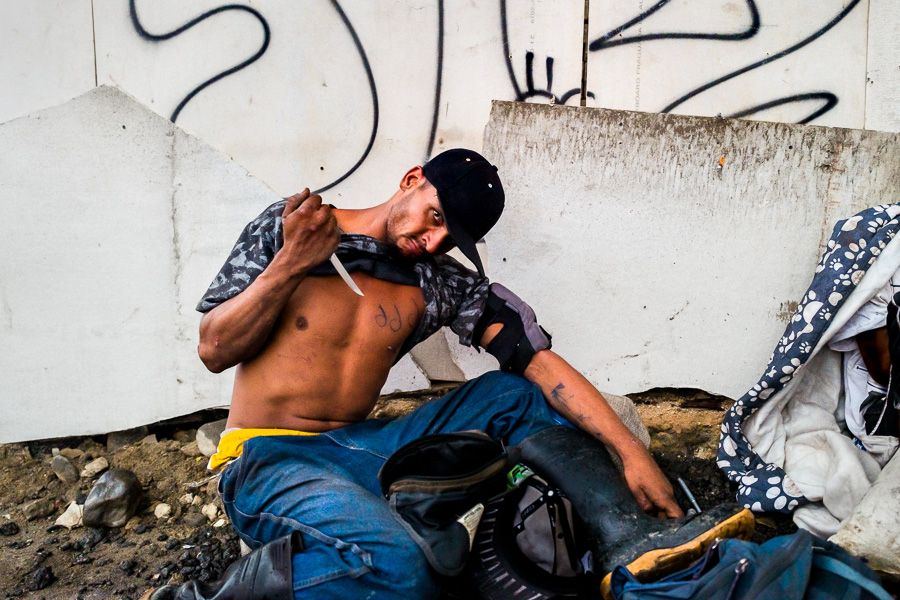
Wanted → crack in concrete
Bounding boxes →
[169,129,187,345]
[668,301,690,321]
[90,0,98,87]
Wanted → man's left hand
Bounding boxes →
[622,450,684,518]
[524,349,686,518]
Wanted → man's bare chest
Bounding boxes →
[279,273,425,354]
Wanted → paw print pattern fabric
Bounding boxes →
[718,204,900,514]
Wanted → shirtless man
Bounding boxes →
[153,149,750,600]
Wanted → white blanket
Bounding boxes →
[742,232,900,538]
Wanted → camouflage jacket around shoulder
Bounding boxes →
[196,200,490,359]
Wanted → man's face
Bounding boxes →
[386,180,454,259]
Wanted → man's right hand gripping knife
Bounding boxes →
[473,283,552,375]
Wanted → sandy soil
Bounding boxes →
[0,388,895,599]
[0,416,239,599]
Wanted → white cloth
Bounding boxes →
[828,279,893,440]
[743,235,900,538]
[830,449,900,575]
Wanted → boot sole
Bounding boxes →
[599,508,755,600]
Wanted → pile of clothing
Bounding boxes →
[717,205,900,553]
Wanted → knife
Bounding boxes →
[330,253,364,296]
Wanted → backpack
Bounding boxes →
[460,464,590,600]
[609,529,892,600]
[378,431,512,577]
[508,464,584,578]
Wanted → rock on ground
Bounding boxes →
[50,455,80,485]
[22,498,55,521]
[0,521,21,536]
[179,442,204,458]
[55,501,84,529]
[58,448,83,460]
[183,512,207,528]
[196,420,227,457]
[200,504,218,522]
[81,456,109,478]
[173,429,196,443]
[155,503,172,519]
[83,469,143,528]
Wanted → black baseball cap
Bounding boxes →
[422,148,504,276]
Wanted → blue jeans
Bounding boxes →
[218,371,567,599]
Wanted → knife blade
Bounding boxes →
[330,253,364,296]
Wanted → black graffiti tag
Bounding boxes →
[499,0,594,106]
[128,0,270,123]
[587,0,861,124]
[129,0,378,194]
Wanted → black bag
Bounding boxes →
[378,431,513,577]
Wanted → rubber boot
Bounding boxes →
[517,426,754,599]
[143,532,299,600]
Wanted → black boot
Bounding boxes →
[145,532,299,600]
[517,427,754,599]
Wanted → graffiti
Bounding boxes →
[123,0,866,191]
[590,0,761,50]
[728,93,839,125]
[662,0,861,124]
[314,0,379,193]
[426,0,444,159]
[589,0,863,124]
[128,0,378,194]
[499,0,592,106]
[128,0,270,124]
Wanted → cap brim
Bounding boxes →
[442,204,485,277]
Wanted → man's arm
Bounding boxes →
[856,326,890,387]
[522,349,683,517]
[198,190,339,372]
[475,288,683,518]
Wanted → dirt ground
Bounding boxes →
[0,387,895,599]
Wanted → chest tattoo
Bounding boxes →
[375,304,404,333]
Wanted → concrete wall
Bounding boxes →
[1,1,898,440]
[483,101,900,398]
[587,0,872,128]
[0,87,241,441]
[0,86,432,443]
[4,1,897,146]
[2,0,585,201]
[865,0,900,132]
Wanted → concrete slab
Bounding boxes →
[0,86,428,442]
[482,101,900,398]
[587,0,870,128]
[0,1,95,124]
[865,0,900,132]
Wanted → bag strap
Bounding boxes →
[549,491,580,572]
[515,478,581,575]
[811,554,893,600]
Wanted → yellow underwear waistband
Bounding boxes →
[208,428,319,472]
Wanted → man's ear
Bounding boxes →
[399,166,425,191]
